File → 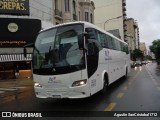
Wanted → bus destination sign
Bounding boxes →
[0,0,30,15]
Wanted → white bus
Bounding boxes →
[31,21,130,99]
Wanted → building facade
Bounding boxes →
[30,0,54,28]
[0,0,95,80]
[140,42,147,55]
[125,18,140,51]
[0,0,54,80]
[125,18,137,51]
[53,0,95,24]
[93,0,127,40]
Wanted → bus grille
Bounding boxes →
[44,85,68,92]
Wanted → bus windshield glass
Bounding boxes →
[33,24,85,75]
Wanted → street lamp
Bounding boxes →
[104,16,123,30]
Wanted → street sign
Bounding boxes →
[0,0,30,16]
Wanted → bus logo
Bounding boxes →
[52,68,56,72]
[48,77,61,84]
[48,77,56,83]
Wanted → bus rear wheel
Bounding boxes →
[124,68,128,79]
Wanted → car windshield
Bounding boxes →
[33,24,85,75]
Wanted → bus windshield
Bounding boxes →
[33,24,85,75]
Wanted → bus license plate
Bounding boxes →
[52,95,61,98]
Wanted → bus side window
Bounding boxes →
[107,36,115,50]
[97,31,107,48]
[85,28,96,39]
[125,45,129,54]
[115,40,121,51]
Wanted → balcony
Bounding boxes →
[79,0,90,5]
[123,23,127,28]
[122,0,126,6]
[123,6,126,11]
[73,14,77,21]
[134,24,138,29]
[54,9,62,19]
[123,11,127,16]
[123,17,127,21]
[122,2,126,6]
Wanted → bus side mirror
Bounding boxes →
[24,47,27,58]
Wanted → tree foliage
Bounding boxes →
[150,39,160,63]
[132,49,143,61]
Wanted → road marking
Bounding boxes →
[123,86,128,91]
[117,93,124,99]
[104,102,116,111]
[157,87,160,91]
[0,88,17,91]
[146,67,160,89]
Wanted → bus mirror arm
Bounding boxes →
[78,33,87,50]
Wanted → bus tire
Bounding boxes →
[124,68,128,79]
[100,74,108,94]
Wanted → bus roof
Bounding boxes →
[41,21,127,45]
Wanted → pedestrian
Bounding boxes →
[15,66,19,79]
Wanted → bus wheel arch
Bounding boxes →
[101,72,109,94]
[124,66,128,79]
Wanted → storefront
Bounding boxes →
[0,18,41,80]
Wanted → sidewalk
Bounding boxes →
[0,79,34,102]
[0,78,34,88]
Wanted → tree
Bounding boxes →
[150,40,160,64]
[132,49,143,61]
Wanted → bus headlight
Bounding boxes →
[72,79,87,87]
[34,82,42,88]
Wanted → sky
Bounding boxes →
[126,0,160,48]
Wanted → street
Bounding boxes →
[0,62,160,119]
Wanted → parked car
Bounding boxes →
[135,60,142,66]
[142,60,147,65]
[130,60,136,68]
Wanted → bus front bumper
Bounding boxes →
[34,85,90,99]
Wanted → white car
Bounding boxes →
[130,60,136,67]
[135,60,142,66]
[142,61,147,65]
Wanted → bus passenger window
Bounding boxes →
[85,28,96,39]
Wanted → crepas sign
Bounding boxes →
[0,0,29,15]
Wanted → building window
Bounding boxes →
[79,11,80,20]
[72,0,76,15]
[65,0,69,12]
[55,0,58,9]
[90,13,93,23]
[85,12,89,22]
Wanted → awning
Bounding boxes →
[0,54,32,62]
